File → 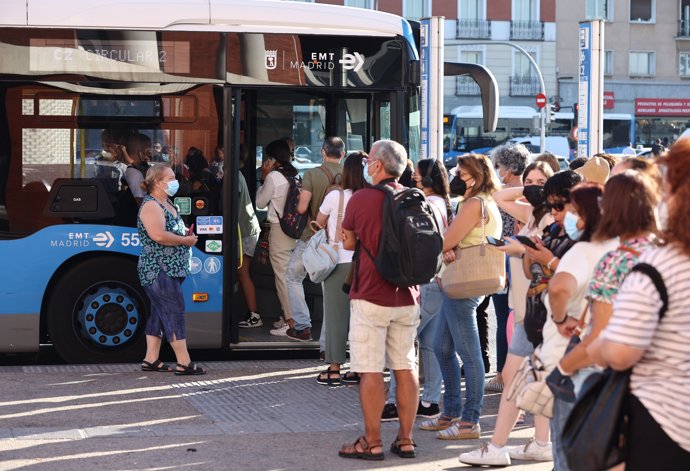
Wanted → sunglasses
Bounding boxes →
[545,201,567,212]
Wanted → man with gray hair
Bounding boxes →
[339,140,421,460]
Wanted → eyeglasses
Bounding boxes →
[362,157,378,166]
[545,200,567,212]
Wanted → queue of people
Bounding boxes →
[127,128,689,468]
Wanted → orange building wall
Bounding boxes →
[487,0,511,21]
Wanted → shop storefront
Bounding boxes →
[635,98,690,146]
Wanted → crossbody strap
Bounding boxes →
[334,189,344,246]
[630,262,669,319]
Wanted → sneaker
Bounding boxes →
[416,401,441,418]
[286,327,312,342]
[507,437,553,462]
[238,312,262,328]
[381,403,399,422]
[436,422,481,440]
[269,324,289,336]
[272,318,287,329]
[459,442,511,466]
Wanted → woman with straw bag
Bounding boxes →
[420,154,503,440]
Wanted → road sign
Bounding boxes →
[536,93,547,109]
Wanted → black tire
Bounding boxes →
[46,256,149,364]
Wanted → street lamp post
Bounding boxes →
[459,41,547,152]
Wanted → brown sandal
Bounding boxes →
[338,436,384,461]
[390,436,417,458]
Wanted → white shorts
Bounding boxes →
[348,299,420,373]
[242,233,259,257]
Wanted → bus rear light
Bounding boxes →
[192,293,208,302]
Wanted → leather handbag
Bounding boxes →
[441,197,506,299]
[302,190,343,284]
[253,221,272,267]
[505,347,554,418]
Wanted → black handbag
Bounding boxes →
[561,263,668,471]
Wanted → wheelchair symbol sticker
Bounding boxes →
[204,256,221,274]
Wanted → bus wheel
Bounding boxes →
[46,257,148,364]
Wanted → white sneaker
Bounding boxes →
[238,312,262,328]
[507,437,553,462]
[459,442,511,466]
[270,324,289,336]
[272,318,287,329]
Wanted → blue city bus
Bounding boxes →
[0,0,423,363]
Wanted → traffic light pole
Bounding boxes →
[461,41,547,152]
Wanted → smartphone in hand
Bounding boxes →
[486,236,505,247]
[515,235,537,250]
[188,223,195,235]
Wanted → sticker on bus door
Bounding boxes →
[196,216,223,234]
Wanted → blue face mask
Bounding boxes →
[165,179,180,196]
[563,211,584,241]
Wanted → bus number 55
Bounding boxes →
[121,232,140,247]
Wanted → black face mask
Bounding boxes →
[523,185,546,207]
[449,176,467,196]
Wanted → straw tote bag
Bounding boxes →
[441,197,506,299]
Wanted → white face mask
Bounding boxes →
[101,150,113,160]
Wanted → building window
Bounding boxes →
[460,0,482,19]
[404,0,429,21]
[629,51,655,76]
[587,0,614,21]
[680,52,690,77]
[630,0,655,23]
[605,50,614,76]
[345,0,374,8]
[511,49,541,96]
[514,0,539,21]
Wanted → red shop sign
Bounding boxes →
[635,98,690,116]
[603,91,614,109]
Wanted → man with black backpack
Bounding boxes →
[338,140,442,461]
[282,137,345,342]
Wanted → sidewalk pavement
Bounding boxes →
[0,359,552,471]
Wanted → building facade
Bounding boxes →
[556,0,690,145]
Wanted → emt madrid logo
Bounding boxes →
[264,50,365,72]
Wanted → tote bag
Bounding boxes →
[302,190,344,284]
[441,197,506,299]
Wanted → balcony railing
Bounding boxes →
[679,18,690,37]
[509,76,541,96]
[456,18,491,39]
[455,76,481,96]
[510,20,544,41]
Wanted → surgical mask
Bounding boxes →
[165,180,180,196]
[101,150,113,160]
[449,176,467,196]
[523,185,546,207]
[364,171,374,185]
[563,211,584,241]
[497,168,509,184]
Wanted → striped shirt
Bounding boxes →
[602,244,690,452]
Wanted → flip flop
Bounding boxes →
[141,359,172,372]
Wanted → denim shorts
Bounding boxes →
[507,322,534,358]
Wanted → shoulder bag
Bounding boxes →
[302,190,344,283]
[441,197,506,299]
[561,262,669,471]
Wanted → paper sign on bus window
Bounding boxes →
[196,216,223,234]
[174,197,192,215]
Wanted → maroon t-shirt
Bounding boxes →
[342,184,419,307]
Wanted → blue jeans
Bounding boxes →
[492,292,510,373]
[286,239,311,330]
[434,294,484,423]
[551,395,575,471]
[388,282,443,404]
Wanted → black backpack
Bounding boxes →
[276,169,308,239]
[359,181,443,287]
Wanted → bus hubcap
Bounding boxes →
[79,286,140,347]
